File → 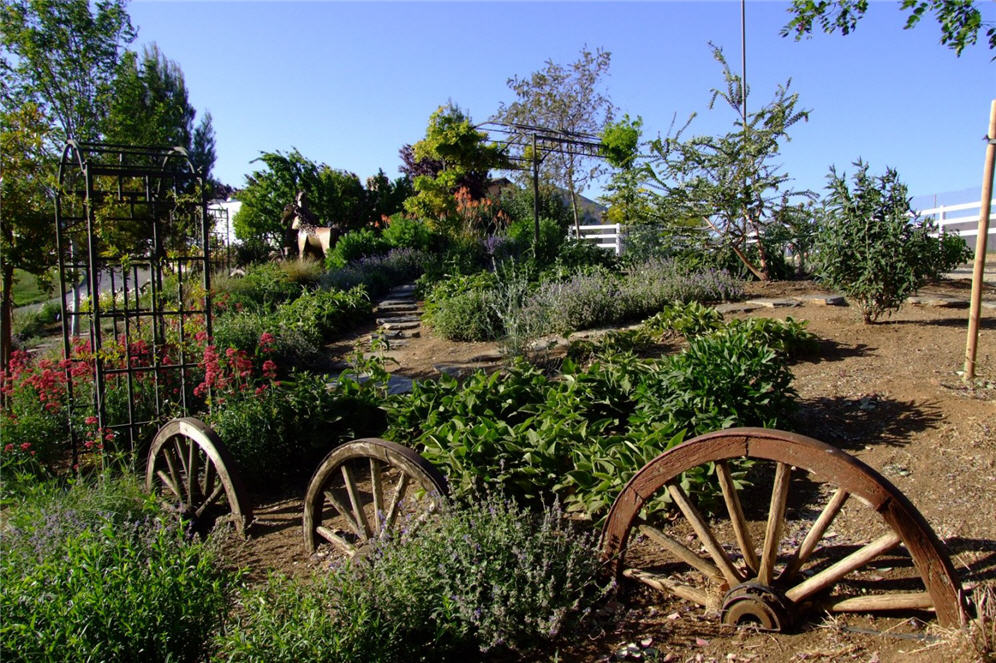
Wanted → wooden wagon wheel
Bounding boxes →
[146,417,252,536]
[601,427,965,631]
[303,438,449,558]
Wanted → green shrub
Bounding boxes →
[320,248,429,299]
[642,301,724,340]
[422,271,504,341]
[389,327,798,517]
[208,370,385,485]
[381,215,438,251]
[555,239,620,272]
[719,316,818,360]
[217,261,304,312]
[813,161,971,323]
[641,327,798,436]
[0,476,235,663]
[216,493,603,661]
[275,286,371,345]
[508,216,565,267]
[325,228,392,270]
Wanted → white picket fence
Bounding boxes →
[916,199,995,246]
[567,223,625,255]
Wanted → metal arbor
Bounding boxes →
[55,142,213,466]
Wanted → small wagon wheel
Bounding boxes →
[146,417,252,536]
[601,427,965,631]
[303,438,449,558]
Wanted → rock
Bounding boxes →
[376,315,421,326]
[744,298,802,308]
[714,302,762,314]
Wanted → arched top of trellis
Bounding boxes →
[57,140,202,188]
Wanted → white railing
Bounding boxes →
[916,200,995,243]
[567,223,625,255]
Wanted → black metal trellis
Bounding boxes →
[55,142,212,467]
[476,122,609,247]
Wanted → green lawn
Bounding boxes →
[10,269,55,307]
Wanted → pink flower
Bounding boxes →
[20,442,31,451]
[85,416,98,425]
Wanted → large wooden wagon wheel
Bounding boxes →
[146,417,252,536]
[303,438,449,558]
[601,428,965,631]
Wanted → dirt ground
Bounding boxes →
[223,277,996,662]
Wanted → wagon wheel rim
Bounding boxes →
[145,417,252,536]
[302,438,449,558]
[600,427,965,630]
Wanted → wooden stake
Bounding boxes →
[965,99,996,381]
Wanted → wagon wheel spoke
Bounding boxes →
[341,464,373,539]
[324,489,364,540]
[601,428,965,632]
[370,458,385,534]
[638,523,722,580]
[194,480,227,518]
[146,418,251,536]
[784,531,902,603]
[779,487,849,582]
[716,461,758,574]
[303,439,448,556]
[382,473,411,535]
[666,481,743,587]
[758,462,792,585]
[316,525,358,557]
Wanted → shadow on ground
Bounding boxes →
[792,396,944,450]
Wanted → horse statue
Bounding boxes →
[281,190,339,260]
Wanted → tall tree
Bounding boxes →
[599,115,657,227]
[403,103,507,228]
[1,0,136,146]
[0,102,54,370]
[782,0,995,55]
[648,46,811,281]
[233,150,377,248]
[494,46,615,231]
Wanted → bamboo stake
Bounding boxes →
[965,99,996,381]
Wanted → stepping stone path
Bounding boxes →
[369,284,423,345]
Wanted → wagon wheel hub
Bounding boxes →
[721,582,792,631]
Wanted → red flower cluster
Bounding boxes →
[193,332,280,403]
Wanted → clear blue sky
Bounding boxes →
[128,0,994,205]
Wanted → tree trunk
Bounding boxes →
[1,263,14,386]
[570,187,581,240]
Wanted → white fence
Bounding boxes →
[916,199,995,246]
[567,223,625,255]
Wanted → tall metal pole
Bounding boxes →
[964,99,996,381]
[532,132,540,251]
[741,0,747,128]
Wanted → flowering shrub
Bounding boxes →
[216,492,603,661]
[320,248,430,299]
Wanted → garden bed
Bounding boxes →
[225,276,995,662]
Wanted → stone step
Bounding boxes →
[745,298,802,309]
[375,308,420,319]
[376,302,419,313]
[376,315,421,326]
[381,320,420,331]
[378,298,417,308]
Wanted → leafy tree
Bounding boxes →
[403,103,508,230]
[104,45,217,187]
[782,0,995,56]
[599,115,657,227]
[1,0,136,145]
[494,46,615,231]
[0,102,54,370]
[366,169,413,223]
[234,150,379,249]
[648,45,811,281]
[812,161,971,323]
